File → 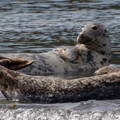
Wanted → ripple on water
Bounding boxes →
[0,100,120,120]
[0,0,120,53]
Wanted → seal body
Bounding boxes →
[0,23,111,78]
[0,65,120,103]
[0,49,109,78]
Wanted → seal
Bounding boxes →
[0,23,111,78]
[0,65,120,103]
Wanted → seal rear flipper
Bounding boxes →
[95,66,120,75]
[0,56,33,70]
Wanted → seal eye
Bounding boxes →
[92,26,98,30]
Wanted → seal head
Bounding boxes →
[77,23,108,44]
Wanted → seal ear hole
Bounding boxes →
[92,26,98,30]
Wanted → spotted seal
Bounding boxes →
[0,23,111,78]
[0,65,120,103]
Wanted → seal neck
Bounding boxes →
[85,37,111,58]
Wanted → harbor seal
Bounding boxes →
[0,23,111,78]
[0,56,33,70]
[0,65,120,103]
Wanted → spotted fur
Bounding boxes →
[0,65,120,103]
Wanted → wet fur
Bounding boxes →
[0,66,120,103]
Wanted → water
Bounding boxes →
[0,0,120,119]
[0,100,120,120]
[0,0,120,53]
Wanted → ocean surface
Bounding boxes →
[0,0,120,119]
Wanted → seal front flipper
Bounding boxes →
[57,48,80,63]
[57,45,89,64]
[0,56,33,70]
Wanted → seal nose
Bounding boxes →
[76,33,84,43]
[77,33,93,44]
[80,34,84,39]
